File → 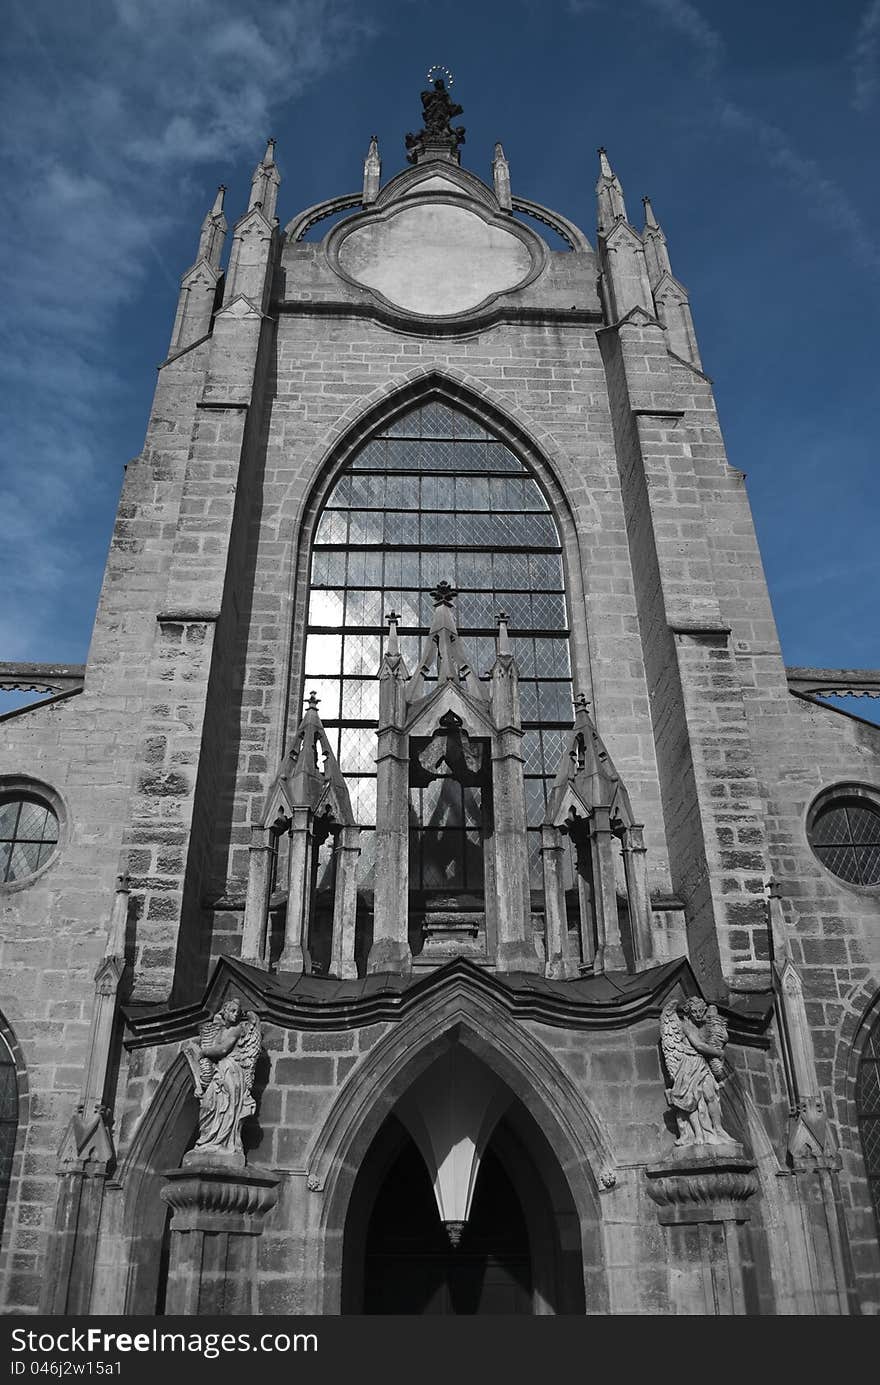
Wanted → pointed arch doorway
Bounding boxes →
[340,1049,587,1316]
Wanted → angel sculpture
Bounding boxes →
[184,998,262,1163]
[660,996,735,1148]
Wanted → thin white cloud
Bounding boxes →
[0,0,369,660]
[639,0,723,78]
[717,101,880,271]
[630,0,880,274]
[852,0,880,110]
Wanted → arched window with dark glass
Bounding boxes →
[857,1010,880,1243]
[303,400,572,956]
[0,1032,18,1237]
[808,795,880,888]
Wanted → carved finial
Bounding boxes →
[363,135,381,204]
[249,138,281,219]
[642,194,659,230]
[574,691,590,716]
[492,141,512,211]
[385,609,400,656]
[306,690,320,714]
[104,875,130,961]
[430,580,457,608]
[495,611,511,655]
[596,147,627,231]
[197,185,228,269]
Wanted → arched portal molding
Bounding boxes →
[833,978,880,1131]
[309,980,613,1313]
[309,978,617,1210]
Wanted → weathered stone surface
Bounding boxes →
[0,119,876,1319]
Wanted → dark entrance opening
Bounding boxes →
[363,1130,532,1315]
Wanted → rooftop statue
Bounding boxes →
[660,996,735,1148]
[405,68,466,164]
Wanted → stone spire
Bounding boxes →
[405,68,466,165]
[363,135,381,205]
[406,581,459,697]
[596,146,628,232]
[248,137,281,222]
[197,185,228,270]
[492,142,512,211]
[641,195,672,285]
[640,195,703,368]
[168,185,227,353]
[595,148,654,320]
[223,138,280,308]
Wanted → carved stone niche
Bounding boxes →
[645,1147,761,1315]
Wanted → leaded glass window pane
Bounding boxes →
[0,798,59,883]
[809,799,880,887]
[307,401,573,892]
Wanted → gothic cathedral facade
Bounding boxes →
[1,80,879,1315]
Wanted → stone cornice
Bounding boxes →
[273,298,602,337]
[0,662,85,694]
[786,666,880,699]
[122,955,772,1049]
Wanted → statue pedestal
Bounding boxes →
[160,1161,279,1314]
[645,1144,760,1314]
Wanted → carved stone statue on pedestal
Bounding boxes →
[660,995,735,1147]
[184,998,261,1165]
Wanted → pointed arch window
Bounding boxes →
[304,400,573,896]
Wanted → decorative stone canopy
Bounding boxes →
[240,694,359,979]
[541,695,654,979]
[369,586,539,977]
[261,690,354,832]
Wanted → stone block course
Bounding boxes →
[0,143,877,1317]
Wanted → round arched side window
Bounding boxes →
[808,793,880,888]
[0,796,59,884]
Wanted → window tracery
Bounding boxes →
[304,401,573,899]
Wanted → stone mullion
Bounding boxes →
[369,726,412,974]
[621,825,653,967]
[491,725,540,974]
[241,826,275,965]
[279,808,315,974]
[329,826,360,980]
[589,808,625,974]
[541,827,575,979]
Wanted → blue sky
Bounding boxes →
[1,0,878,721]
